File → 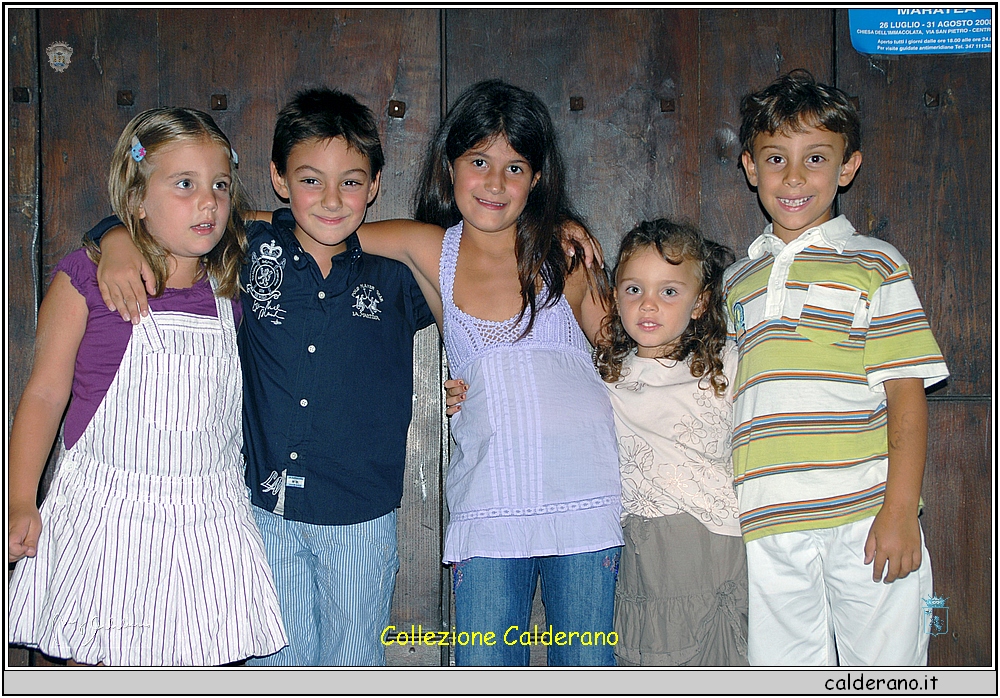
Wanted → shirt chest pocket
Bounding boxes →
[795,284,863,345]
[139,352,232,432]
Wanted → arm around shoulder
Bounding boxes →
[96,226,154,322]
[565,261,611,346]
[358,219,445,303]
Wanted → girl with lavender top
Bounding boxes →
[367,80,623,666]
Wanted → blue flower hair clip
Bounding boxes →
[130,135,146,162]
[230,146,239,166]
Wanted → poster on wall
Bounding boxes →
[849,7,992,54]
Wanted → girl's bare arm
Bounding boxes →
[9,273,88,562]
[357,220,446,328]
[562,223,611,346]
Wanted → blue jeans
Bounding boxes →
[247,506,399,666]
[452,548,621,666]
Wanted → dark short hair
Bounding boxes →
[739,69,861,161]
[271,88,384,177]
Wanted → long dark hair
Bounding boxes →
[414,79,604,333]
[595,219,734,395]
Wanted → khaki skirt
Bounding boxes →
[614,512,748,666]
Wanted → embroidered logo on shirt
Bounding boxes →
[260,470,283,495]
[733,302,746,341]
[248,240,287,325]
[286,475,305,488]
[351,284,383,320]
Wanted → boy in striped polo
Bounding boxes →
[724,70,949,665]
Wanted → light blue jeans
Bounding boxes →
[452,548,621,666]
[247,506,399,666]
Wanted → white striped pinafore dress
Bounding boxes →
[8,286,287,666]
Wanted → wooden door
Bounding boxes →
[8,7,992,668]
[9,7,448,667]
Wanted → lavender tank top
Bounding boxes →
[440,222,622,563]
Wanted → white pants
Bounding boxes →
[746,517,932,666]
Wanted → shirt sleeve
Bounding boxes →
[863,264,949,390]
[407,270,435,331]
[85,215,124,243]
[52,249,134,448]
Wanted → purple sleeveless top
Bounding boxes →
[54,249,241,448]
[440,222,622,563]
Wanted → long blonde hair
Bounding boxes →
[93,107,247,298]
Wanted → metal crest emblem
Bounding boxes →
[46,41,74,73]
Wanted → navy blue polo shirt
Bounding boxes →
[240,209,434,525]
[85,210,434,526]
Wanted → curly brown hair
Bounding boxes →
[595,219,734,396]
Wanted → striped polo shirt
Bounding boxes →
[723,216,948,542]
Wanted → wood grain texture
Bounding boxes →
[834,9,991,398]
[8,11,40,667]
[7,8,40,427]
[157,8,441,222]
[446,8,701,259]
[697,8,835,259]
[920,400,991,666]
[38,10,159,279]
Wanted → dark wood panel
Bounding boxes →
[446,8,701,258]
[7,10,39,667]
[834,10,991,398]
[38,10,160,279]
[7,8,40,424]
[158,8,442,222]
[920,400,991,666]
[698,8,835,259]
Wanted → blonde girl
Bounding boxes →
[7,108,285,666]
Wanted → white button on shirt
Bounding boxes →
[748,217,855,319]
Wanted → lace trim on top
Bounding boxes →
[440,222,591,374]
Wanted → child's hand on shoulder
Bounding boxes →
[444,378,467,416]
[8,502,42,563]
[863,506,922,583]
[97,227,155,324]
[560,222,604,270]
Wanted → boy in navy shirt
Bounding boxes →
[90,89,434,665]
